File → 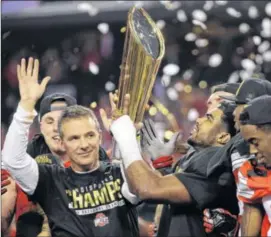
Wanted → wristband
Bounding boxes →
[152,156,173,169]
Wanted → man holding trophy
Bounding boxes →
[2,6,238,237]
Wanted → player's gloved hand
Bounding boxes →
[1,169,11,195]
[140,119,179,159]
[203,208,238,237]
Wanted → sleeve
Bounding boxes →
[119,163,141,205]
[2,105,39,195]
[237,161,271,204]
[28,164,53,203]
[174,172,222,210]
[231,148,252,176]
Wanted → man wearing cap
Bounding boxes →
[206,78,271,236]
[236,95,271,237]
[1,87,78,236]
[139,83,240,237]
[26,93,77,159]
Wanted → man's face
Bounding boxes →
[61,116,101,171]
[40,101,67,155]
[240,124,271,165]
[189,108,228,147]
[207,91,234,112]
[233,104,245,131]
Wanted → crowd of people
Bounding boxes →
[1,56,271,237]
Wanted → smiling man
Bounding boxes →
[2,58,140,237]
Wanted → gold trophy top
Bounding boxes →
[117,6,165,123]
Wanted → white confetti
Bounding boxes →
[258,41,270,54]
[105,81,115,91]
[187,108,199,121]
[192,9,207,22]
[265,2,271,17]
[192,20,207,30]
[255,54,263,64]
[176,9,187,22]
[209,54,223,67]
[228,71,239,83]
[167,88,179,101]
[203,1,214,11]
[241,59,256,72]
[239,23,250,34]
[261,18,271,38]
[248,6,259,19]
[163,64,180,76]
[263,50,271,62]
[97,23,109,34]
[185,33,197,41]
[161,74,171,87]
[89,62,99,75]
[195,38,209,47]
[226,7,242,18]
[156,20,166,30]
[252,36,261,45]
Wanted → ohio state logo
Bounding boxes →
[94,213,109,227]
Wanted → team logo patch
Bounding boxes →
[94,213,109,227]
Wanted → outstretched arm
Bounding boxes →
[2,58,50,195]
[111,115,192,204]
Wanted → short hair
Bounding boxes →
[221,114,236,137]
[58,105,101,138]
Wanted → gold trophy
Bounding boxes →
[112,6,165,161]
[117,6,165,123]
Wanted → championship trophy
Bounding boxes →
[112,6,165,161]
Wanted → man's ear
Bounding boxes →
[216,132,231,145]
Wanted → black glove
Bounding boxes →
[203,208,239,237]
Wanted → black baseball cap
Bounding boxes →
[211,83,240,94]
[239,95,271,125]
[221,79,271,104]
[39,93,77,121]
[218,101,237,120]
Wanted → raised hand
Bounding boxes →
[17,58,51,111]
[100,91,142,132]
[99,90,122,132]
